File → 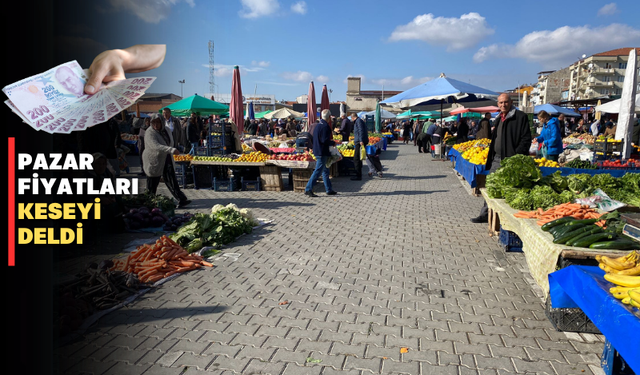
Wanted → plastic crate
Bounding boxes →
[499,226,523,252]
[194,146,209,156]
[241,178,261,191]
[191,165,212,190]
[213,177,236,192]
[601,338,636,375]
[544,295,601,334]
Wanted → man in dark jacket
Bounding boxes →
[476,113,492,140]
[304,109,337,197]
[162,108,186,151]
[471,93,532,223]
[186,113,201,154]
[338,114,351,143]
[351,113,368,180]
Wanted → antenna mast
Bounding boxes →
[208,40,215,98]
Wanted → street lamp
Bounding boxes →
[178,80,185,97]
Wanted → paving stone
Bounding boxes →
[54,145,606,375]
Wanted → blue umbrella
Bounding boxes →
[246,101,255,120]
[381,73,499,109]
[533,103,581,118]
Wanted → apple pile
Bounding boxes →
[268,152,314,161]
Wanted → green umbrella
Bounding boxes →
[375,102,381,133]
[160,94,229,116]
[254,110,273,119]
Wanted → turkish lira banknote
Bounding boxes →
[3,60,155,133]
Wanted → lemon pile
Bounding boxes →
[533,157,559,167]
[233,151,268,163]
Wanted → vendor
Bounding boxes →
[535,110,563,161]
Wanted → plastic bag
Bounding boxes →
[360,144,366,160]
[575,188,626,212]
[325,146,343,168]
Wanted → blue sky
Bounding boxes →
[63,0,640,103]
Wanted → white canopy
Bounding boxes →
[594,94,640,114]
[359,108,397,119]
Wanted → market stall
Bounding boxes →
[548,265,639,374]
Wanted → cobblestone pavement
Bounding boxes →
[56,142,606,375]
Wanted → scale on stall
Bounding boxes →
[620,213,640,243]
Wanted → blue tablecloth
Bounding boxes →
[549,265,640,373]
[366,138,387,155]
[540,167,640,177]
[448,147,488,188]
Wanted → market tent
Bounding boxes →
[264,107,305,119]
[533,103,581,118]
[160,95,229,116]
[615,48,637,159]
[381,73,499,109]
[254,110,273,119]
[594,94,640,113]
[359,108,397,119]
[307,81,317,128]
[230,66,244,133]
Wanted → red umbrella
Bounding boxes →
[307,81,317,128]
[230,66,244,134]
[321,84,330,113]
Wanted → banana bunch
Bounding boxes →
[598,251,640,308]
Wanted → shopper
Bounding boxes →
[304,109,337,197]
[351,112,368,180]
[535,110,563,161]
[471,93,532,223]
[142,117,191,208]
[476,112,492,140]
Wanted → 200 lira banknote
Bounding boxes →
[3,60,155,133]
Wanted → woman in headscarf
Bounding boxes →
[142,117,191,207]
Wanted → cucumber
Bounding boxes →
[566,226,604,247]
[553,225,592,244]
[552,223,587,240]
[549,222,576,236]
[573,232,618,248]
[589,240,640,250]
[541,217,576,231]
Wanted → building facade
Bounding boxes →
[568,47,640,101]
[345,77,402,113]
[531,67,571,106]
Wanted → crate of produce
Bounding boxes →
[498,226,523,252]
[213,177,237,192]
[544,295,601,334]
[241,178,261,191]
[594,139,624,153]
[601,338,636,375]
[194,146,209,156]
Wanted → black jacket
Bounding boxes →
[486,108,532,170]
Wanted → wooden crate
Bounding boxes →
[259,165,283,191]
[292,169,312,192]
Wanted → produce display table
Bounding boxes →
[366,138,387,155]
[190,161,266,167]
[480,189,628,297]
[540,166,639,178]
[448,148,488,189]
[548,265,639,374]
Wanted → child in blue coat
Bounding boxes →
[536,110,563,161]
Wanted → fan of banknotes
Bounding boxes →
[3,60,155,134]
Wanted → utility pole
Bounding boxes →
[178,80,185,97]
[208,41,215,97]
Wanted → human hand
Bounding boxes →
[85,44,166,95]
[173,149,180,155]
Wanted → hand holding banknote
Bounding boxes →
[3,45,165,134]
[84,44,166,95]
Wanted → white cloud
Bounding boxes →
[316,75,330,83]
[109,0,194,23]
[291,1,307,15]
[239,0,279,19]
[209,63,265,77]
[388,12,494,51]
[474,23,640,68]
[281,71,314,82]
[598,3,618,16]
[369,76,433,89]
[252,60,270,67]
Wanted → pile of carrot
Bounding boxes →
[513,203,605,227]
[111,235,213,284]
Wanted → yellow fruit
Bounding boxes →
[600,256,636,271]
[604,273,640,288]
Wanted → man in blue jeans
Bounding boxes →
[305,109,338,197]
